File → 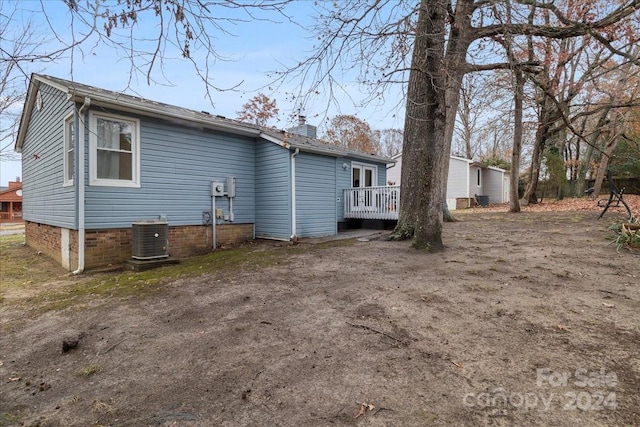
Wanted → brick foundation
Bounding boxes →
[217,224,254,246]
[25,221,63,265]
[25,221,255,271]
[85,228,132,269]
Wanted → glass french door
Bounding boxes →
[351,163,376,211]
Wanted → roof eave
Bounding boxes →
[14,77,42,153]
[65,92,261,138]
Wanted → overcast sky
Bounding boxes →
[1,1,406,186]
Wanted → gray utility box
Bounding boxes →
[131,220,169,260]
[211,182,225,197]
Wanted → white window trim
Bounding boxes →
[63,112,74,187]
[476,168,482,187]
[89,111,141,188]
[351,161,378,188]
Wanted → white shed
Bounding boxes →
[386,154,510,210]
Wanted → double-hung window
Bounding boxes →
[63,114,75,186]
[89,112,140,187]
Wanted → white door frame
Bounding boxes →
[351,162,378,211]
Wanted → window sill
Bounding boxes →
[89,180,140,188]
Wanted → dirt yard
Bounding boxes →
[1,201,639,426]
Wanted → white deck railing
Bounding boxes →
[343,186,400,220]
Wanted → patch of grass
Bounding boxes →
[0,412,20,427]
[609,221,640,252]
[91,399,114,414]
[78,365,102,377]
[19,238,356,313]
[0,234,68,290]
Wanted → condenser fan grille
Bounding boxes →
[131,221,169,260]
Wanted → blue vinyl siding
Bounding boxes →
[377,163,387,186]
[85,114,256,228]
[255,141,291,239]
[21,83,76,228]
[295,152,336,237]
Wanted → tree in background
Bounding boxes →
[323,115,380,154]
[373,128,403,158]
[280,0,640,250]
[236,93,279,128]
[0,2,51,162]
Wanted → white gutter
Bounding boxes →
[290,148,299,240]
[72,96,90,274]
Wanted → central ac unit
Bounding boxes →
[131,220,169,260]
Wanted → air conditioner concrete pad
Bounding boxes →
[125,257,180,272]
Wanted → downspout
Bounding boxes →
[290,148,299,240]
[73,96,90,274]
[211,194,217,249]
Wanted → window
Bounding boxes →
[477,168,482,187]
[63,114,75,186]
[89,112,140,187]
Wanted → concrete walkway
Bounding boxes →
[301,229,390,244]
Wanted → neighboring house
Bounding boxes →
[14,74,393,271]
[387,154,510,210]
[0,179,23,222]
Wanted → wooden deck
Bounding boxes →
[343,186,399,220]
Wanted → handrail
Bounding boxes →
[343,186,400,220]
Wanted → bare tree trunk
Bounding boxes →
[521,122,545,204]
[575,142,595,196]
[510,71,524,212]
[394,0,447,251]
[592,137,618,196]
[575,110,610,196]
[441,0,474,223]
[522,95,555,205]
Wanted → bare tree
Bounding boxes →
[373,128,403,158]
[1,0,293,102]
[0,2,54,162]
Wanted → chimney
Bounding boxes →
[298,115,306,126]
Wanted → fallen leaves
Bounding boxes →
[354,402,376,419]
[471,195,640,215]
